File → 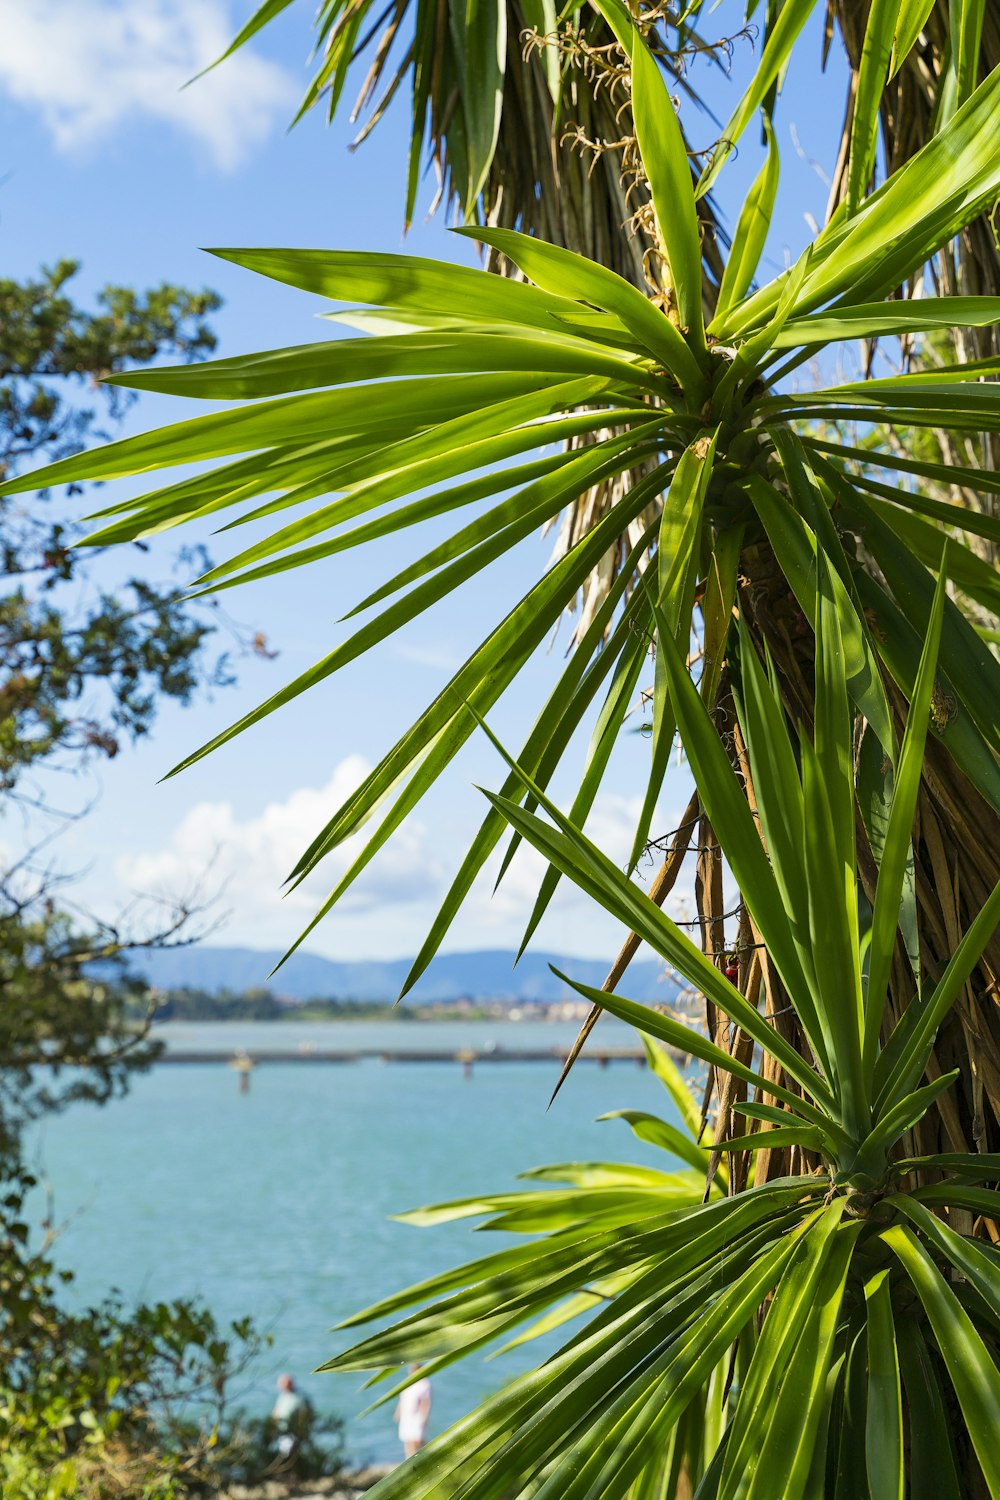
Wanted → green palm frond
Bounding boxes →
[319,552,1000,1498]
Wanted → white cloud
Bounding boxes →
[116,755,444,934]
[113,763,692,959]
[458,790,687,936]
[0,0,296,170]
[392,640,463,674]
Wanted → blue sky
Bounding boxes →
[1,0,848,966]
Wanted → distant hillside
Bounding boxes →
[128,945,677,1005]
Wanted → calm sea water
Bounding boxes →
[28,1020,685,1465]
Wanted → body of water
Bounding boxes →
[28,1020,687,1465]
[146,1015,646,1054]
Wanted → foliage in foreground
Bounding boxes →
[325,561,1000,1498]
[0,1161,275,1500]
[1,1162,346,1499]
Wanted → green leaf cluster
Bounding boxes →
[327,558,1000,1497]
[0,1160,290,1500]
[0,261,229,793]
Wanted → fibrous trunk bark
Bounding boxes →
[738,537,1000,1165]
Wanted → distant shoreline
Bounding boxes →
[151,1011,593,1025]
[128,945,676,1008]
[139,992,618,1026]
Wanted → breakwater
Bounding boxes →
[157,1046,658,1066]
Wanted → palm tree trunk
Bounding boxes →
[738,536,1000,1166]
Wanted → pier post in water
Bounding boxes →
[231,1052,255,1094]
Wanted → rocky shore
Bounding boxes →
[228,1466,391,1499]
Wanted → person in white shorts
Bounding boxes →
[395,1364,432,1459]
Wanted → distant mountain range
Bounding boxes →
[129,945,677,1005]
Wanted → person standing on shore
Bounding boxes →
[395,1364,432,1459]
[271,1373,311,1461]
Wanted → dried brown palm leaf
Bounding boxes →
[829,0,1000,537]
[548,787,699,1106]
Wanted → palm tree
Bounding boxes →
[10,6,1000,1488]
[214,0,725,281]
[134,0,1000,1182]
[221,2,1000,547]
